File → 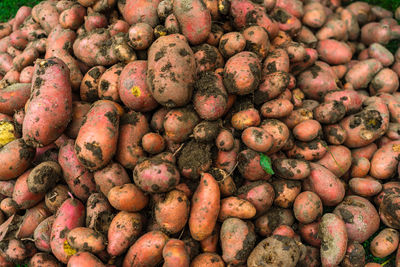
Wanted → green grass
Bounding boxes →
[0,0,41,23]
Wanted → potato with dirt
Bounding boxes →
[23,58,72,147]
[247,235,300,267]
[147,34,196,107]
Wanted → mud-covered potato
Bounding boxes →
[293,191,323,224]
[247,235,300,267]
[67,227,106,253]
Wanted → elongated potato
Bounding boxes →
[189,173,220,241]
[273,159,310,180]
[23,58,72,147]
[370,228,399,258]
[67,227,106,253]
[162,239,190,267]
[0,139,34,180]
[75,100,119,171]
[218,197,256,221]
[107,183,148,212]
[319,213,347,266]
[13,169,45,209]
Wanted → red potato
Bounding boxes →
[303,163,345,206]
[65,101,91,139]
[231,108,260,130]
[230,0,279,39]
[98,63,123,102]
[109,20,130,36]
[293,120,321,142]
[193,72,228,120]
[350,157,370,177]
[50,198,85,263]
[189,173,220,241]
[260,99,293,118]
[219,32,246,58]
[272,178,301,208]
[80,66,105,102]
[223,51,261,96]
[118,61,158,112]
[255,207,295,237]
[34,215,55,252]
[316,18,348,41]
[273,159,310,180]
[241,127,273,153]
[190,253,224,267]
[9,30,28,50]
[238,149,270,181]
[30,253,59,267]
[341,8,360,41]
[361,22,391,45]
[287,139,328,161]
[0,139,33,180]
[147,34,196,107]
[370,141,400,179]
[31,1,59,34]
[0,83,30,116]
[163,108,199,143]
[272,8,302,37]
[352,143,378,160]
[370,68,399,95]
[67,252,105,267]
[370,228,399,258]
[13,169,45,209]
[317,39,352,65]
[215,139,240,173]
[349,177,382,197]
[12,47,39,72]
[254,71,290,104]
[123,231,168,267]
[162,239,190,267]
[323,90,363,114]
[23,58,72,147]
[368,43,394,67]
[116,111,148,169]
[237,181,275,216]
[302,2,326,28]
[123,0,160,27]
[107,211,143,256]
[243,26,270,59]
[194,44,224,74]
[263,48,290,74]
[59,4,86,30]
[93,161,130,196]
[85,192,113,232]
[318,213,347,266]
[177,140,212,179]
[220,218,256,265]
[0,53,13,75]
[218,197,256,221]
[260,119,290,153]
[75,100,119,171]
[67,227,105,253]
[107,183,148,212]
[345,59,383,90]
[293,191,323,224]
[16,201,51,238]
[128,23,153,50]
[216,129,234,151]
[316,145,352,177]
[298,221,321,247]
[19,66,34,83]
[84,13,108,32]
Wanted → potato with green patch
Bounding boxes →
[75,100,119,171]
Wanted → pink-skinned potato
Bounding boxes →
[34,215,55,252]
[23,58,72,147]
[173,0,212,45]
[123,0,160,27]
[318,213,348,266]
[75,100,120,171]
[0,138,35,180]
[147,34,196,108]
[50,198,85,263]
[67,252,105,267]
[118,60,158,112]
[13,169,45,209]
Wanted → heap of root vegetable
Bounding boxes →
[0,0,400,266]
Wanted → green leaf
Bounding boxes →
[259,153,274,175]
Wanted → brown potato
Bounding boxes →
[272,178,301,208]
[107,183,148,212]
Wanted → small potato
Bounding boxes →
[67,227,106,253]
[323,124,348,145]
[123,231,168,267]
[200,223,220,253]
[13,169,45,209]
[287,139,328,161]
[134,158,180,193]
[220,218,256,265]
[215,138,239,173]
[98,64,123,102]
[374,181,400,207]
[247,235,300,267]
[107,183,148,212]
[237,149,270,181]
[334,195,379,242]
[219,32,246,58]
[30,253,59,267]
[370,68,399,95]
[27,161,62,194]
[66,101,91,139]
[191,253,224,267]
[128,23,154,50]
[302,2,326,28]
[255,207,295,237]
[67,252,105,267]
[218,196,256,221]
[319,213,347,266]
[368,43,394,67]
[189,173,220,241]
[314,101,346,124]
[0,83,30,115]
[263,48,290,74]
[162,239,190,267]
[163,108,199,143]
[1,197,19,217]
[273,159,310,180]
[237,181,275,216]
[193,72,228,121]
[154,189,189,234]
[272,178,301,208]
[350,157,370,178]
[241,127,273,152]
[34,215,55,252]
[349,177,382,197]
[231,108,260,130]
[255,71,290,105]
[0,139,34,180]
[281,108,313,129]
[118,60,158,112]
[85,193,113,233]
[304,163,345,206]
[216,129,234,151]
[223,52,261,95]
[298,221,321,247]
[261,99,293,118]
[16,202,51,238]
[107,211,143,257]
[293,120,321,142]
[260,119,290,153]
[194,44,224,74]
[243,25,270,59]
[317,39,352,65]
[80,66,106,103]
[316,145,352,177]
[1,239,27,263]
[293,191,323,224]
[93,161,130,196]
[370,228,399,258]
[341,241,365,267]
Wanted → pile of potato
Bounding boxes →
[0,0,400,266]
